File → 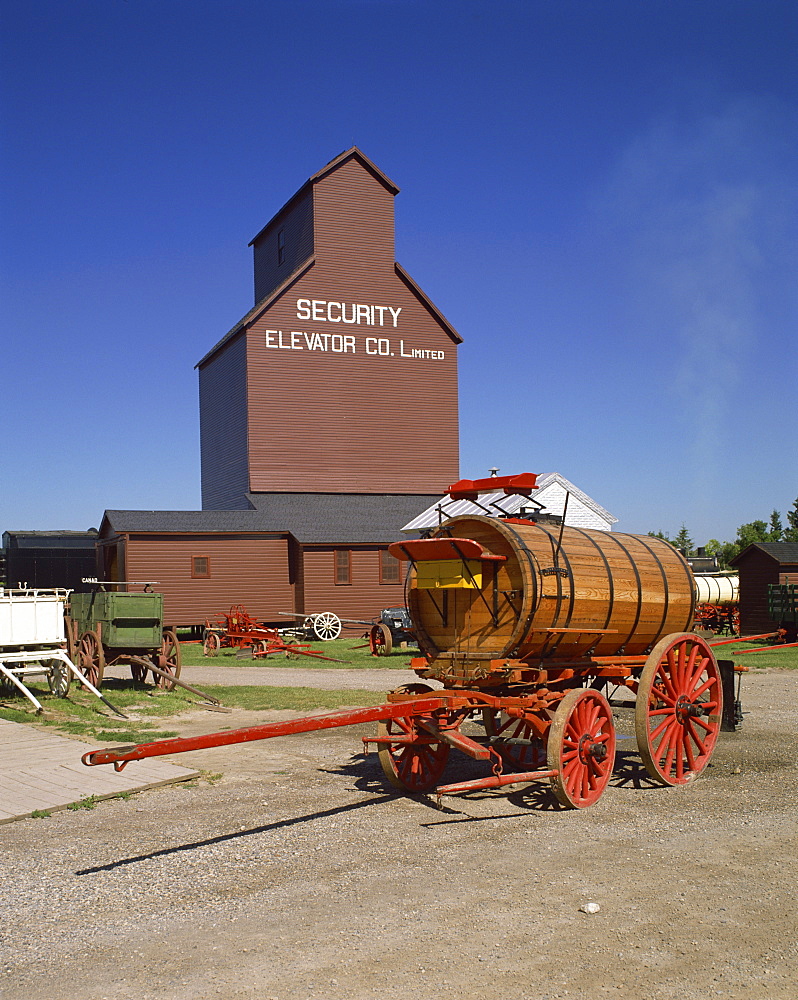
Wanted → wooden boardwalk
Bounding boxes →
[0,718,197,824]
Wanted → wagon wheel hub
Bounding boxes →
[675,694,704,723]
[578,733,608,764]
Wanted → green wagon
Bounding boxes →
[65,587,181,689]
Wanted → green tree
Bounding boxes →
[673,524,694,555]
[647,530,671,542]
[785,497,798,543]
[705,538,739,570]
[735,520,770,550]
[768,509,784,542]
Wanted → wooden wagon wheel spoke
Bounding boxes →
[45,659,71,698]
[635,632,722,786]
[377,684,450,792]
[203,630,220,657]
[130,661,148,684]
[482,709,545,770]
[547,689,616,809]
[154,630,182,690]
[78,631,105,688]
[312,612,341,641]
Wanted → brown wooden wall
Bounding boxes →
[735,552,798,634]
[119,533,295,627]
[245,266,459,494]
[199,331,251,510]
[252,187,314,304]
[313,157,395,270]
[301,546,407,622]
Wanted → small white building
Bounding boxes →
[401,472,618,534]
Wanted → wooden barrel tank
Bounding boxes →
[405,515,695,669]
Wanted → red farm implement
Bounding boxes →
[201,605,343,662]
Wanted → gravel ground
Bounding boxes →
[1,667,796,1000]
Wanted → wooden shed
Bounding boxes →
[2,530,98,592]
[730,542,798,634]
[99,493,434,629]
[196,147,461,510]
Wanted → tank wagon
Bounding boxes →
[83,475,725,810]
[693,575,739,634]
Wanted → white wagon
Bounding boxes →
[0,587,106,713]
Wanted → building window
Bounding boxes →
[379,549,401,585]
[277,228,286,265]
[334,549,351,585]
[192,556,210,579]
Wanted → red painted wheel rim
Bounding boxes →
[635,633,722,786]
[548,689,616,808]
[377,714,450,792]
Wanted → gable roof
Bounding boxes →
[401,472,617,533]
[248,147,399,248]
[730,542,798,566]
[197,147,461,369]
[102,494,437,546]
[195,257,316,369]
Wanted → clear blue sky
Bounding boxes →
[2,0,796,545]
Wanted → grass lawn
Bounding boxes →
[0,673,385,745]
[708,635,798,671]
[178,632,417,669]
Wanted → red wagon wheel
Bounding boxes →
[154,630,182,690]
[203,630,221,657]
[482,710,545,770]
[635,632,722,786]
[369,622,393,656]
[377,684,450,792]
[78,631,105,688]
[547,689,616,809]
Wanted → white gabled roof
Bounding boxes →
[400,472,618,533]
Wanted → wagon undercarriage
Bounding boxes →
[83,630,723,809]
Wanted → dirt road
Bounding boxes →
[2,668,796,1000]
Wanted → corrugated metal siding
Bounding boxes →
[199,333,250,510]
[123,534,294,626]
[301,547,407,621]
[252,189,314,304]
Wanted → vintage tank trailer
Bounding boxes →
[83,474,728,809]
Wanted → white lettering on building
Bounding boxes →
[296,298,402,327]
[265,330,444,359]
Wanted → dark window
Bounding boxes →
[335,550,351,585]
[192,556,210,579]
[379,549,401,585]
[277,228,286,265]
